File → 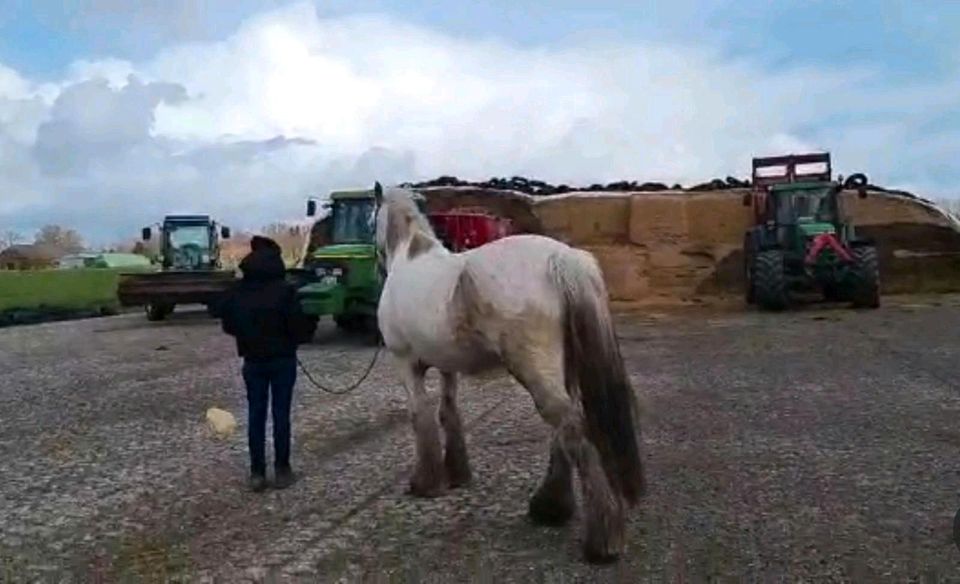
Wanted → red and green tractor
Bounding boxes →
[743,152,880,310]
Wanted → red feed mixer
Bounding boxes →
[428,208,514,252]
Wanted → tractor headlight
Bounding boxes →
[331,267,343,276]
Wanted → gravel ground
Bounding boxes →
[2,297,960,582]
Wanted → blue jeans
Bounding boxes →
[242,357,297,475]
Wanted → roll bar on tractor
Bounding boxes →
[752,152,832,189]
[742,152,871,207]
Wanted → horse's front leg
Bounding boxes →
[403,360,446,497]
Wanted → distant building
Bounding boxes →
[0,244,60,270]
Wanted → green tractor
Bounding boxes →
[117,214,235,321]
[742,152,880,311]
[289,183,426,332]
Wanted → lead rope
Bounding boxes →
[297,200,386,396]
[295,334,384,395]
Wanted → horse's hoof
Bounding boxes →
[407,478,446,498]
[582,523,624,564]
[528,494,574,527]
[448,475,471,489]
[583,545,620,565]
[445,464,472,489]
[528,482,575,527]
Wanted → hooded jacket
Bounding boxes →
[220,240,316,361]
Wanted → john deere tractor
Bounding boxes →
[742,152,880,310]
[289,183,427,332]
[117,214,235,321]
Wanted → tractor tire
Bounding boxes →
[822,283,843,302]
[753,250,788,311]
[849,246,880,309]
[334,314,360,331]
[365,315,382,343]
[146,303,174,321]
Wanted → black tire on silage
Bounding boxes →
[849,246,880,309]
[753,249,788,311]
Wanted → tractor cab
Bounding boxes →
[304,188,427,248]
[331,194,377,243]
[766,181,845,248]
[117,214,234,322]
[773,183,839,226]
[143,215,231,271]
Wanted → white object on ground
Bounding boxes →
[206,407,237,437]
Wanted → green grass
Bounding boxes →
[0,269,143,312]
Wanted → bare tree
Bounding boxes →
[0,230,24,251]
[34,225,85,254]
[262,222,308,266]
[220,230,253,268]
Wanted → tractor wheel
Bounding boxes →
[753,250,788,311]
[334,314,360,330]
[849,246,880,309]
[146,303,174,321]
[822,283,843,302]
[352,314,381,344]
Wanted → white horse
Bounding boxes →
[372,184,646,563]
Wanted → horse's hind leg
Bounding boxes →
[561,419,625,563]
[440,371,471,488]
[403,360,446,497]
[520,373,623,560]
[504,352,576,527]
[528,435,575,526]
[508,345,625,561]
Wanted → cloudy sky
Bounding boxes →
[0,0,958,244]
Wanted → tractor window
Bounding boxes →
[776,192,836,224]
[166,224,212,269]
[168,225,211,250]
[797,193,836,223]
[332,199,376,243]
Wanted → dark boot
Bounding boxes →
[274,465,295,490]
[249,472,267,493]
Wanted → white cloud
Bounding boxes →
[65,58,138,89]
[1,1,959,244]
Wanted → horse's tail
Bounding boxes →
[547,248,646,505]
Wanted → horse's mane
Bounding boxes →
[382,186,437,239]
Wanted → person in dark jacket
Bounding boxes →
[220,236,317,491]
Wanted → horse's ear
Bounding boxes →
[374,181,383,205]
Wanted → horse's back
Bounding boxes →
[464,232,596,280]
[458,234,579,319]
[380,233,599,372]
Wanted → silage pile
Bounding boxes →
[413,181,960,303]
